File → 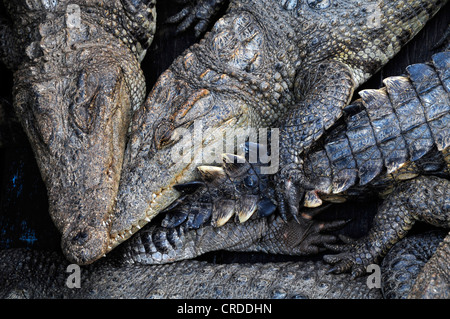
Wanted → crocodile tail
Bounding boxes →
[302,51,450,196]
[359,51,450,176]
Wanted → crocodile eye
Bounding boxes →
[307,0,332,9]
[154,121,175,149]
[69,70,100,134]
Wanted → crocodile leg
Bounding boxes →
[276,60,355,221]
[323,176,450,278]
[117,210,344,264]
[141,149,347,259]
[105,0,447,265]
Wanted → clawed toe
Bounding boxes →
[167,0,227,37]
[323,240,375,278]
[323,253,355,274]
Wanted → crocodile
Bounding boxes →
[0,229,446,298]
[0,0,225,265]
[0,0,157,265]
[0,0,446,267]
[0,1,448,300]
[105,0,447,268]
[163,50,449,290]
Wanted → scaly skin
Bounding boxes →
[0,232,445,298]
[380,231,447,299]
[0,0,445,266]
[0,0,245,265]
[165,51,449,294]
[408,232,450,299]
[117,213,344,265]
[0,0,157,265]
[107,0,446,266]
[167,0,228,37]
[323,176,449,277]
[0,247,379,299]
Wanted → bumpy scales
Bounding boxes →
[0,0,220,265]
[109,0,446,266]
[166,51,449,295]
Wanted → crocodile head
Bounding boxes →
[109,67,252,252]
[8,0,155,265]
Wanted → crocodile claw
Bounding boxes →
[168,0,227,37]
[274,160,318,225]
[323,235,376,278]
[285,217,346,255]
[212,199,235,227]
[324,255,367,279]
[197,165,226,184]
[236,195,259,223]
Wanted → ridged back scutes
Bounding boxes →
[305,52,449,194]
[407,52,450,152]
[359,87,408,175]
[384,75,435,161]
[323,130,358,194]
[432,51,450,93]
[345,106,384,186]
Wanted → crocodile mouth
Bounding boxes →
[103,118,250,262]
[107,185,181,251]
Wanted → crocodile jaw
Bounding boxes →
[107,69,248,254]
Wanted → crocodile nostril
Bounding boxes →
[72,231,89,245]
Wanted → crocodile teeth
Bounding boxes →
[212,199,235,227]
[237,195,259,223]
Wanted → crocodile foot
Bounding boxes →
[324,176,450,279]
[164,142,350,232]
[323,235,376,279]
[124,199,346,264]
[167,0,228,37]
[160,157,278,230]
[160,142,277,229]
